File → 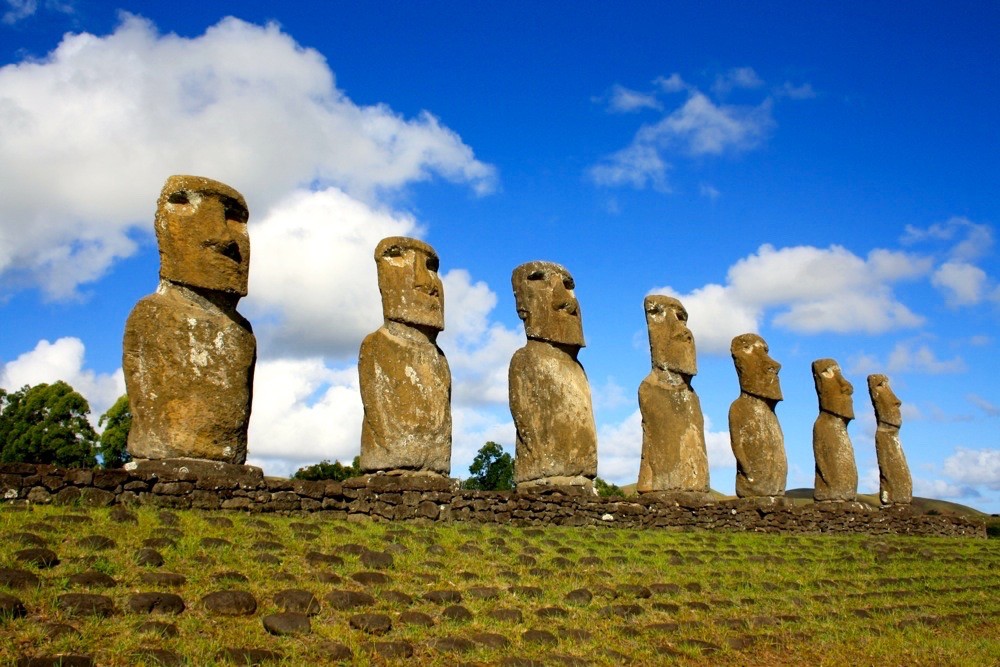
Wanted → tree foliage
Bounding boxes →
[0,381,98,467]
[463,441,514,491]
[97,394,132,469]
[594,477,625,498]
[293,456,361,481]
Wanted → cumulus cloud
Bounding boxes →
[932,261,989,306]
[902,217,993,262]
[712,67,764,95]
[638,92,773,157]
[942,448,1000,490]
[0,337,124,423]
[588,144,669,191]
[967,394,1000,417]
[887,341,965,374]
[0,14,495,300]
[2,0,35,24]
[654,73,687,93]
[913,478,980,500]
[650,244,929,353]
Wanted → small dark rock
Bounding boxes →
[371,641,413,658]
[135,548,165,567]
[381,589,413,606]
[273,589,320,615]
[214,648,282,665]
[67,571,116,588]
[213,571,249,584]
[57,593,115,617]
[442,604,473,622]
[360,550,394,570]
[522,628,558,645]
[488,607,523,623]
[43,623,80,639]
[565,588,593,605]
[349,612,392,634]
[351,571,391,586]
[0,568,40,590]
[470,631,510,648]
[316,641,352,661]
[139,572,186,587]
[424,589,462,604]
[15,655,94,667]
[398,610,435,627]
[136,621,178,637]
[432,636,476,653]
[128,592,185,615]
[77,535,115,550]
[325,589,374,610]
[0,593,27,619]
[201,590,257,616]
[15,548,59,568]
[510,585,543,598]
[263,612,310,636]
[130,648,184,666]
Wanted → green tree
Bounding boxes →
[0,381,98,467]
[293,456,361,481]
[463,441,514,490]
[97,395,132,469]
[594,477,625,498]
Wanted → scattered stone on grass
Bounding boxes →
[536,606,569,618]
[325,589,375,610]
[316,571,342,584]
[442,604,473,622]
[600,603,644,618]
[305,551,343,567]
[316,641,352,661]
[213,571,249,583]
[350,612,392,634]
[15,655,94,667]
[398,610,435,627]
[360,550,394,570]
[432,636,476,653]
[14,548,59,568]
[351,571,391,586]
[0,568,40,590]
[140,572,186,587]
[127,592,186,615]
[0,593,27,619]
[77,535,115,550]
[205,517,234,528]
[200,537,232,548]
[56,593,115,617]
[9,532,46,547]
[617,584,651,598]
[510,585,543,598]
[488,608,524,623]
[215,648,282,665]
[466,586,500,600]
[263,611,311,636]
[381,589,414,606]
[371,641,413,659]
[130,648,184,666]
[108,506,137,524]
[424,589,462,604]
[564,588,593,605]
[201,590,257,616]
[522,628,558,645]
[470,631,511,648]
[558,627,592,641]
[273,589,320,615]
[135,548,165,567]
[137,621,179,637]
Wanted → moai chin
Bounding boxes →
[508,261,598,489]
[812,358,858,502]
[728,333,787,497]
[358,236,452,476]
[636,296,709,493]
[868,374,912,505]
[123,175,256,464]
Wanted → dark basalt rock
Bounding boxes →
[0,593,27,619]
[136,621,179,636]
[316,641,352,661]
[371,641,413,659]
[128,592,185,615]
[67,571,116,588]
[135,548,165,567]
[15,548,59,568]
[470,631,511,648]
[398,610,435,627]
[130,648,184,666]
[77,535,115,550]
[263,611,311,636]
[442,604,473,622]
[487,607,524,623]
[522,628,558,645]
[214,648,283,665]
[424,589,462,604]
[273,589,320,615]
[140,572,186,587]
[565,588,593,605]
[360,550,394,570]
[349,612,392,634]
[56,593,115,617]
[432,636,476,653]
[325,589,375,610]
[16,655,94,667]
[201,590,257,616]
[0,568,40,590]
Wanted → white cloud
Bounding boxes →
[0,337,124,424]
[942,448,1000,490]
[654,73,687,93]
[913,478,980,500]
[651,243,929,353]
[638,92,773,157]
[588,144,669,191]
[967,394,1000,417]
[603,84,661,113]
[712,66,764,95]
[2,0,36,24]
[243,187,416,359]
[0,14,495,300]
[776,82,816,99]
[932,261,988,306]
[887,341,965,374]
[902,217,993,262]
[246,357,362,477]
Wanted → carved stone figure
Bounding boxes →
[868,374,912,505]
[728,333,787,497]
[124,175,256,463]
[508,261,597,488]
[812,358,858,502]
[358,237,451,475]
[637,296,709,493]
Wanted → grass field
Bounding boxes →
[1,503,998,666]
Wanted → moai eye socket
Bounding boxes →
[426,256,440,272]
[167,191,190,205]
[527,270,546,281]
[384,245,403,259]
[223,198,248,224]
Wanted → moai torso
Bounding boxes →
[509,261,597,488]
[812,359,858,502]
[124,175,255,464]
[869,374,912,505]
[637,296,708,493]
[358,237,452,475]
[728,334,786,497]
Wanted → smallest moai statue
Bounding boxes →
[868,374,912,505]
[358,237,452,476]
[812,358,858,502]
[728,333,787,498]
[636,296,709,493]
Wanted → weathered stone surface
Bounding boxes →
[509,261,597,488]
[0,568,40,589]
[359,237,451,475]
[262,612,310,636]
[349,612,392,634]
[128,592,185,615]
[0,592,27,619]
[57,593,116,617]
[728,334,786,497]
[201,590,257,616]
[14,548,59,568]
[868,374,912,505]
[273,589,320,615]
[637,296,709,493]
[124,175,255,464]
[812,359,858,502]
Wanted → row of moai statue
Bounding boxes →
[123,175,912,505]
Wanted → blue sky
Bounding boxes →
[1,1,998,512]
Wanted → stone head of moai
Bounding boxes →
[375,236,445,333]
[155,175,250,298]
[868,374,902,428]
[812,358,854,420]
[731,333,783,402]
[644,295,696,376]
[512,261,584,348]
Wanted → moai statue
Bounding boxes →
[508,261,597,489]
[123,175,256,464]
[812,358,858,502]
[358,237,451,476]
[728,333,787,497]
[868,374,912,505]
[636,296,709,493]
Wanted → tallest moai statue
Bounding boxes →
[123,175,256,464]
